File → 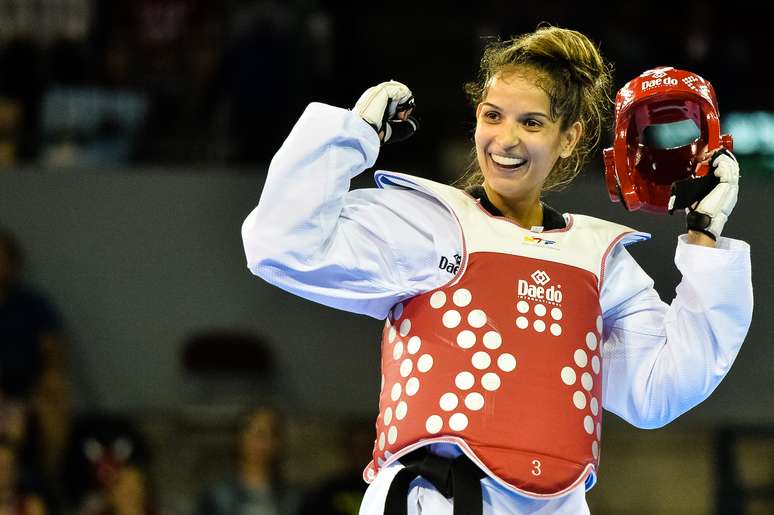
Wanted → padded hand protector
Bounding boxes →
[354,80,418,144]
[684,149,739,240]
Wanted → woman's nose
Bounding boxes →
[497,122,521,148]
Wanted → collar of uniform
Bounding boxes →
[464,185,566,230]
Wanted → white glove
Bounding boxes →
[353,80,418,144]
[687,149,739,240]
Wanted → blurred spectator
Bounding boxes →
[61,413,151,515]
[0,397,57,515]
[0,228,66,402]
[0,228,72,514]
[0,437,47,515]
[296,418,372,515]
[196,405,299,515]
[82,465,160,515]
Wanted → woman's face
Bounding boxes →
[474,68,581,202]
[240,409,280,463]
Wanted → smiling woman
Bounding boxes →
[240,24,753,515]
[461,28,613,195]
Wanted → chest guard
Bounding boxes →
[363,172,648,498]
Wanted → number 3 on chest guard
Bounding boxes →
[531,459,542,476]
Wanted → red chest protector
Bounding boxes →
[363,172,648,498]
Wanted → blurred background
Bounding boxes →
[0,0,772,514]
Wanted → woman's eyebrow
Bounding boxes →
[480,103,550,119]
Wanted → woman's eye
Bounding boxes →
[525,119,542,128]
[484,111,500,121]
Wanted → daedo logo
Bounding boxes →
[438,253,461,274]
[641,76,678,91]
[517,270,563,303]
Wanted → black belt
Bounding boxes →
[384,447,487,515]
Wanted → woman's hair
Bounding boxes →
[458,25,614,192]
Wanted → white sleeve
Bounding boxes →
[241,102,459,319]
[599,235,753,429]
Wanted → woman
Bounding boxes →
[196,405,298,515]
[0,439,46,515]
[241,26,752,515]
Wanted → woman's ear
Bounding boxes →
[560,121,583,158]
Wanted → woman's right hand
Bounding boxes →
[353,80,418,144]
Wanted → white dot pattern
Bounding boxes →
[378,286,525,467]
[440,393,458,411]
[552,323,603,465]
[453,289,472,307]
[465,392,484,411]
[514,299,563,335]
[455,372,475,390]
[417,354,434,373]
[561,367,577,385]
[468,310,487,328]
[584,416,594,434]
[481,372,501,391]
[497,353,516,372]
[581,372,593,391]
[405,377,420,396]
[430,291,446,309]
[586,332,598,351]
[472,351,491,370]
[391,383,402,401]
[483,331,502,349]
[407,336,422,355]
[596,316,603,334]
[388,426,398,444]
[449,413,469,431]
[396,401,408,420]
[443,310,461,328]
[456,330,476,349]
[426,415,443,434]
[573,391,586,409]
[574,349,588,368]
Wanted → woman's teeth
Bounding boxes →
[491,153,526,168]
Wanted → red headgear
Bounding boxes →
[603,66,733,214]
